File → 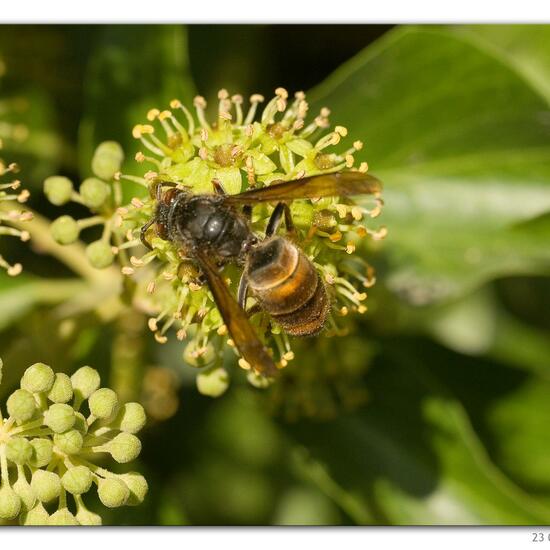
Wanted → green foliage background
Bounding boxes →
[1,24,550,525]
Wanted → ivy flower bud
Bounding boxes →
[73,411,88,434]
[71,365,100,400]
[53,429,83,455]
[0,361,148,525]
[113,402,146,434]
[92,141,124,180]
[119,472,149,506]
[75,507,102,526]
[43,175,74,206]
[98,477,129,508]
[21,362,55,393]
[196,367,229,397]
[0,484,22,519]
[119,472,148,506]
[61,466,93,495]
[47,372,73,403]
[13,475,36,511]
[29,438,53,468]
[108,433,142,464]
[89,387,119,419]
[183,340,217,368]
[31,470,61,503]
[80,177,110,208]
[51,215,80,244]
[43,403,76,433]
[5,437,32,465]
[6,388,36,422]
[49,508,79,525]
[21,503,49,525]
[86,240,115,269]
[247,371,273,389]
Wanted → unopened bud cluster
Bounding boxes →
[0,360,147,525]
[45,88,386,396]
[44,141,124,269]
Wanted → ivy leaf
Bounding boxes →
[309,27,550,305]
[456,25,550,103]
[285,342,550,524]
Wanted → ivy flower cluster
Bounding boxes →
[44,88,386,395]
[0,361,147,525]
[265,332,376,421]
[0,61,32,276]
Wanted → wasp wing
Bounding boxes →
[225,171,382,204]
[195,249,278,377]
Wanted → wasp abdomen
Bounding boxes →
[273,273,329,336]
[246,237,330,336]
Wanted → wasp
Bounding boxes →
[140,171,382,377]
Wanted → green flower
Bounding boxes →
[0,361,147,525]
[43,88,385,395]
[43,176,74,206]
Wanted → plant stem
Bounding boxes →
[0,203,119,284]
[110,308,146,402]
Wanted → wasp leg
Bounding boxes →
[242,205,252,221]
[212,179,227,195]
[265,202,285,237]
[283,203,296,235]
[140,218,156,250]
[265,202,296,237]
[237,271,249,309]
[238,272,263,318]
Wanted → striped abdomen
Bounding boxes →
[245,237,330,336]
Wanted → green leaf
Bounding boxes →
[79,25,195,181]
[486,378,550,494]
[423,283,550,379]
[0,273,85,332]
[284,345,550,524]
[455,25,550,104]
[309,27,550,304]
